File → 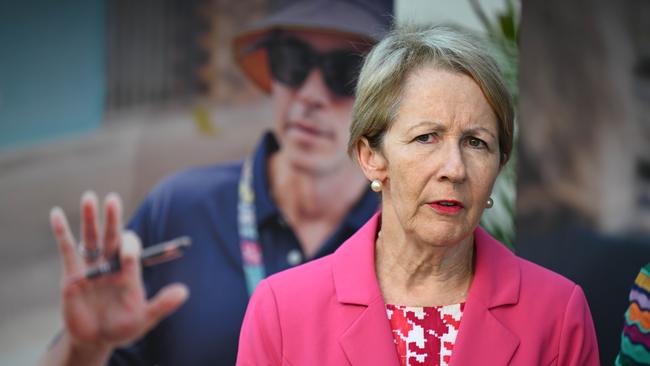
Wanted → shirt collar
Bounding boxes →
[251,131,280,225]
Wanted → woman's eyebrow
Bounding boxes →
[406,121,446,134]
[464,126,497,140]
[406,121,497,140]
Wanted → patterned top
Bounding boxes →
[386,303,465,366]
[616,262,650,366]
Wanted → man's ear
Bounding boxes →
[354,137,388,182]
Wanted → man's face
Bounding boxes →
[269,30,367,175]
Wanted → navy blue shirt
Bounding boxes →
[109,132,378,365]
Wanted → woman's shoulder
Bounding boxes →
[475,229,597,358]
[475,227,587,319]
[477,227,579,294]
[261,215,380,302]
[263,254,337,298]
[245,255,340,331]
[515,255,576,289]
[512,254,588,313]
[506,246,590,316]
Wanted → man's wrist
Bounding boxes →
[37,331,113,366]
[63,332,113,365]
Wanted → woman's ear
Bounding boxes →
[354,137,388,182]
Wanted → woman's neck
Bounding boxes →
[268,151,368,256]
[375,214,475,307]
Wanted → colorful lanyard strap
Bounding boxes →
[238,157,266,296]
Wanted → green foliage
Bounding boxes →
[498,0,518,42]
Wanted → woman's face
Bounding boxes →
[375,66,501,246]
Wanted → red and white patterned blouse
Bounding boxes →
[385,303,465,366]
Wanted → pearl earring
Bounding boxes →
[486,197,494,208]
[370,179,383,192]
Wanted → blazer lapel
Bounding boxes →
[450,304,520,365]
[339,298,400,366]
[332,213,400,365]
[450,227,522,366]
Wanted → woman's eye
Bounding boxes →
[467,137,486,148]
[415,134,435,143]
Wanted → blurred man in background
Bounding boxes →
[40,0,393,364]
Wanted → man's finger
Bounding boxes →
[103,192,123,259]
[144,283,189,330]
[119,231,142,284]
[80,191,101,262]
[50,207,83,276]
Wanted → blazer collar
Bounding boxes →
[332,212,399,365]
[331,213,521,308]
[331,213,523,365]
[338,296,401,366]
[450,227,522,365]
[467,226,521,309]
[332,212,383,305]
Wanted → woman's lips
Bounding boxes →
[429,200,464,214]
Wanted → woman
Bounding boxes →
[237,25,599,366]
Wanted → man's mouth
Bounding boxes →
[286,122,333,140]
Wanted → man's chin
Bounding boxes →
[288,156,329,174]
[285,134,327,154]
[277,142,348,175]
[285,153,345,177]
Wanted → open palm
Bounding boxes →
[50,192,188,350]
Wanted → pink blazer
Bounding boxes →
[237,213,600,365]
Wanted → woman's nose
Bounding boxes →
[437,144,467,183]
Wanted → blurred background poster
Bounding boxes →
[516,0,649,363]
[0,1,271,362]
[0,0,647,364]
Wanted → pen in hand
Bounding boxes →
[71,236,192,283]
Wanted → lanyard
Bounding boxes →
[238,157,266,296]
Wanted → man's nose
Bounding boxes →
[437,143,467,183]
[295,68,332,109]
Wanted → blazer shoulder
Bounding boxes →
[513,255,588,320]
[264,254,336,301]
[516,255,578,292]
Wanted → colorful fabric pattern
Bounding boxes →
[616,262,650,365]
[386,303,464,366]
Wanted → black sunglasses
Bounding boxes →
[265,36,365,97]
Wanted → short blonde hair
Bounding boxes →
[348,24,514,164]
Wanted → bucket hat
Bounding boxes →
[233,0,393,93]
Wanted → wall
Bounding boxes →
[0,0,105,150]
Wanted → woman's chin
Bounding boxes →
[415,222,473,248]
